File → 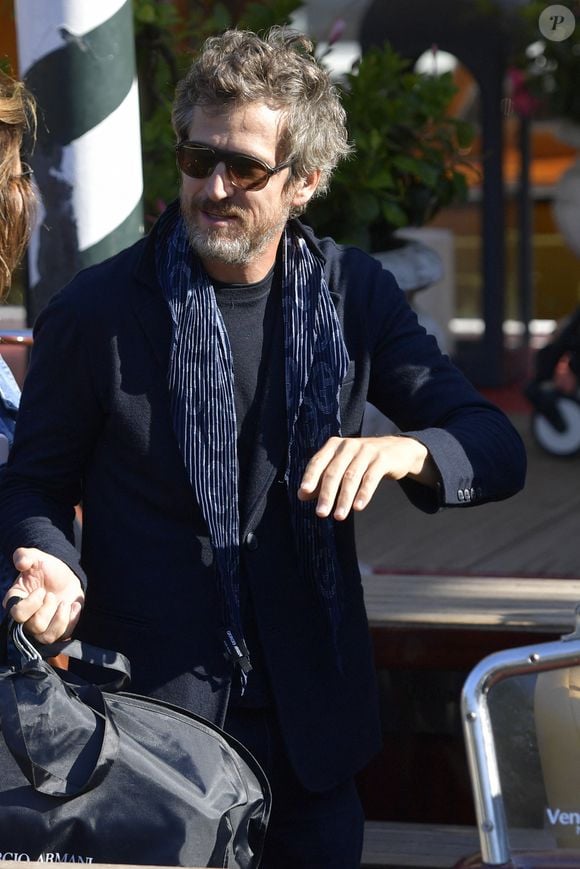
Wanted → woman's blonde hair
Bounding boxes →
[0,71,37,299]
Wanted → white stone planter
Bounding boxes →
[373,228,455,355]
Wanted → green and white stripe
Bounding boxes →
[15,0,144,320]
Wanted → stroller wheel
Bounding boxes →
[531,396,580,456]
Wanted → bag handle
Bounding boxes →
[2,597,131,692]
[35,636,132,692]
[0,619,121,797]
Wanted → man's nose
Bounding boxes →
[204,161,234,199]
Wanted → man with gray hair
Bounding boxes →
[0,28,525,867]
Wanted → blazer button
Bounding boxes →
[464,488,472,502]
[457,489,465,502]
[245,532,259,551]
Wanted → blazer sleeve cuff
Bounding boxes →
[399,427,482,510]
[1,517,87,591]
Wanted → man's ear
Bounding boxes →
[290,169,322,209]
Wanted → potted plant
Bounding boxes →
[304,42,475,254]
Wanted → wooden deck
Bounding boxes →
[356,411,580,580]
[362,573,580,634]
[361,571,580,685]
[361,822,557,868]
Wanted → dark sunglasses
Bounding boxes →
[175,141,292,191]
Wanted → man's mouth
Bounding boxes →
[203,210,238,222]
[194,200,242,223]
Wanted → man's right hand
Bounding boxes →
[2,547,85,643]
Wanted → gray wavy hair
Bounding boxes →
[172,27,351,197]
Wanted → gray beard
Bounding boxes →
[185,224,257,265]
[182,196,291,266]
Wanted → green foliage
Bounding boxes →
[132,0,302,219]
[306,45,474,251]
[238,0,304,33]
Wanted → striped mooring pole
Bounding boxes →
[15,0,144,322]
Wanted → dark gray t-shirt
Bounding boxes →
[214,266,280,706]
[214,266,277,494]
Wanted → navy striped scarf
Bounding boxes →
[156,206,349,678]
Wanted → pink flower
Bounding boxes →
[507,67,542,118]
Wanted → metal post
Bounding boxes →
[15,0,144,322]
[517,114,533,349]
[479,72,506,388]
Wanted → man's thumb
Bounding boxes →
[12,546,40,571]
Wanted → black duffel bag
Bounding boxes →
[0,610,271,867]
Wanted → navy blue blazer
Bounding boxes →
[0,214,526,791]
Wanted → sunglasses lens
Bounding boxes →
[177,146,216,178]
[177,144,276,190]
[228,156,269,190]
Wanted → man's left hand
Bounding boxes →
[297,435,438,520]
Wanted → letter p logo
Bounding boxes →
[539,5,576,41]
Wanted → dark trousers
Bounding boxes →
[224,704,365,869]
